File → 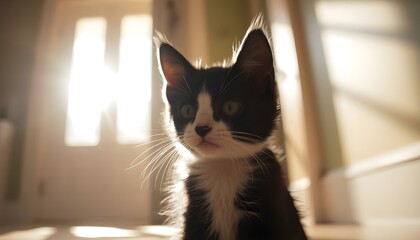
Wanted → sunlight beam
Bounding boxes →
[69,226,139,238]
[65,18,107,146]
[117,15,153,144]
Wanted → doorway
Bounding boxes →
[28,0,154,223]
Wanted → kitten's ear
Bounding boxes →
[235,29,274,93]
[158,43,193,86]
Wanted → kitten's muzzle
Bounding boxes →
[195,126,212,138]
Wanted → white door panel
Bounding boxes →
[37,0,153,222]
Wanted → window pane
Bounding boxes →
[117,15,153,144]
[65,18,107,146]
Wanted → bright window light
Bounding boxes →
[65,15,153,146]
[65,18,107,146]
[117,15,153,144]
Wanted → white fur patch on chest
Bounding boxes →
[190,159,251,240]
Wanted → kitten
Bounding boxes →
[156,19,307,240]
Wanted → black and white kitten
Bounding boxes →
[156,21,307,240]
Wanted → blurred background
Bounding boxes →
[0,0,419,239]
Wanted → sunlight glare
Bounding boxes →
[271,22,299,96]
[70,226,139,238]
[0,227,56,240]
[65,15,153,146]
[315,0,408,33]
[65,18,107,146]
[117,15,153,144]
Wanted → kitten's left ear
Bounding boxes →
[158,43,194,86]
[235,29,274,93]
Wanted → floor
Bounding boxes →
[0,224,173,240]
[1,223,419,240]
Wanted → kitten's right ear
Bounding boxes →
[158,43,193,86]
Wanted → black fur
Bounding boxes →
[235,150,307,240]
[184,176,218,240]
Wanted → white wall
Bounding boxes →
[269,0,420,226]
[298,0,420,225]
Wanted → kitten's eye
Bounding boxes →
[180,104,195,119]
[223,101,241,116]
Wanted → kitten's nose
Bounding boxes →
[195,126,212,138]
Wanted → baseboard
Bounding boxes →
[321,142,420,225]
[326,142,420,179]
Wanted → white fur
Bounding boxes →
[190,159,250,240]
[181,90,267,239]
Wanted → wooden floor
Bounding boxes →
[0,223,419,240]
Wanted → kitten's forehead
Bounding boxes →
[197,91,212,112]
[190,68,232,95]
[195,91,214,126]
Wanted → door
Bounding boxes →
[36,0,154,222]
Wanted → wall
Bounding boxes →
[301,0,420,172]
[269,0,420,225]
[0,0,44,201]
[296,0,420,224]
[205,0,251,63]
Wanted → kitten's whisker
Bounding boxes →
[141,144,176,188]
[139,143,174,179]
[147,137,184,181]
[129,138,183,172]
[221,139,255,183]
[153,146,177,190]
[169,84,190,97]
[230,131,265,142]
[127,138,174,169]
[220,66,234,95]
[230,136,264,146]
[182,76,193,95]
[231,135,264,144]
[130,131,184,148]
[251,153,270,176]
[146,144,173,174]
[133,135,173,148]
[154,145,179,187]
[230,130,264,138]
[230,139,269,176]
[159,148,180,190]
[246,145,278,163]
[220,71,244,95]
